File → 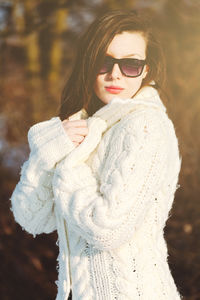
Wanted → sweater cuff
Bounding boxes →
[28,117,76,170]
[62,117,107,168]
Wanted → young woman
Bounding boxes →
[10,10,183,300]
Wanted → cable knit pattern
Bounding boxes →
[10,86,183,299]
[55,113,162,232]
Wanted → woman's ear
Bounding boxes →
[142,64,149,79]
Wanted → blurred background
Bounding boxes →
[0,0,199,299]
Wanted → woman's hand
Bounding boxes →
[62,119,89,147]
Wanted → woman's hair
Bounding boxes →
[59,9,166,120]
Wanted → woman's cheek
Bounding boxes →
[94,76,104,98]
[128,78,143,98]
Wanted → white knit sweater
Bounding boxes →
[10,85,183,300]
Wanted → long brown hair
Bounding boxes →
[59,9,166,121]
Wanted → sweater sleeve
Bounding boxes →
[10,116,76,236]
[27,116,76,170]
[53,110,176,250]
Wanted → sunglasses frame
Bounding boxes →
[99,56,147,78]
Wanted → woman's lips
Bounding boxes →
[105,86,124,94]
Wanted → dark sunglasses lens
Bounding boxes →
[99,64,109,74]
[99,59,113,74]
[121,61,144,77]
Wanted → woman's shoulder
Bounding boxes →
[113,105,179,149]
[120,105,169,129]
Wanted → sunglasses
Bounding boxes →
[99,56,147,78]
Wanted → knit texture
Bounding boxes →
[10,85,183,300]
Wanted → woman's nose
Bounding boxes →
[109,63,123,79]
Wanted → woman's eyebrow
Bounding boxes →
[105,53,143,58]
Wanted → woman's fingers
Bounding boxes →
[67,126,89,136]
[62,119,88,128]
[62,119,89,147]
[73,141,80,147]
[73,135,85,142]
[62,120,89,136]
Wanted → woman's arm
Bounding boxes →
[10,116,76,236]
[53,110,181,250]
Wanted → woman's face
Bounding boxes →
[94,31,149,104]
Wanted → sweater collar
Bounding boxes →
[91,85,166,128]
[63,86,166,168]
